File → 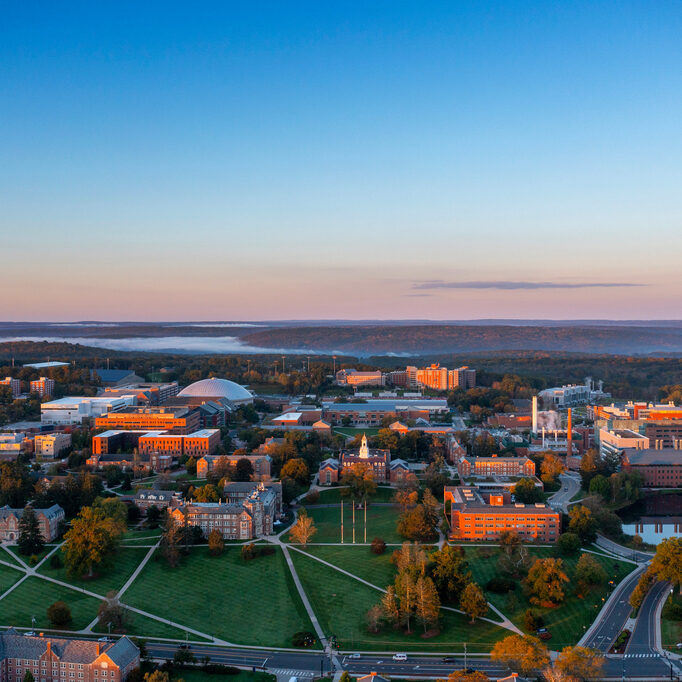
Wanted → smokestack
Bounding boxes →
[532,396,538,434]
[567,408,572,458]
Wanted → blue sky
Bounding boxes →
[2,1,681,320]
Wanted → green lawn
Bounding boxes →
[465,546,634,648]
[290,551,507,652]
[0,577,101,630]
[170,670,275,682]
[662,593,682,650]
[37,547,149,595]
[308,487,396,504]
[122,528,163,541]
[302,546,397,589]
[5,545,53,565]
[92,612,205,641]
[0,563,24,595]
[289,504,403,544]
[0,547,27,569]
[124,547,315,647]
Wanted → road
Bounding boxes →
[548,472,581,512]
[596,534,654,564]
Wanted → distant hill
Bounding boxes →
[242,324,682,355]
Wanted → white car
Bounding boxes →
[348,653,361,659]
[392,653,408,661]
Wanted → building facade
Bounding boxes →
[622,448,682,487]
[94,407,200,434]
[0,377,22,398]
[30,377,55,397]
[196,453,271,479]
[34,432,72,459]
[0,504,65,542]
[458,456,535,478]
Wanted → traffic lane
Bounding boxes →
[603,656,672,679]
[343,660,509,677]
[584,568,644,651]
[627,581,671,655]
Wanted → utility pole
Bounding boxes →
[364,498,367,543]
[281,355,286,373]
[333,355,337,374]
[464,643,467,672]
[352,499,355,544]
[340,499,344,543]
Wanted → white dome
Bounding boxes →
[178,377,253,404]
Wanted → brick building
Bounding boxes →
[34,432,72,459]
[30,377,55,397]
[445,486,560,542]
[0,630,140,682]
[0,504,64,542]
[196,453,271,479]
[335,369,385,387]
[0,377,21,398]
[132,489,182,512]
[94,407,200,434]
[458,456,535,478]
[622,448,682,487]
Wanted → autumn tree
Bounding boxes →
[280,457,310,485]
[443,672,489,682]
[207,529,225,556]
[392,542,428,577]
[18,506,44,556]
[160,513,183,568]
[574,553,607,592]
[568,505,597,544]
[555,646,605,681]
[490,634,550,675]
[341,464,377,502]
[629,568,655,609]
[371,537,386,554]
[421,488,441,529]
[397,504,438,541]
[193,484,220,503]
[524,558,569,607]
[394,478,419,511]
[366,604,384,633]
[62,506,124,578]
[395,570,417,633]
[415,575,441,632]
[650,536,682,593]
[431,544,471,604]
[92,496,128,528]
[143,672,169,682]
[497,531,529,577]
[540,453,566,485]
[460,582,487,623]
[381,585,401,627]
[290,509,317,547]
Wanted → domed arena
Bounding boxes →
[178,377,254,406]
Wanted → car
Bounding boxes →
[536,628,552,640]
[563,487,568,491]
[392,653,408,661]
[349,654,361,659]
[441,657,456,663]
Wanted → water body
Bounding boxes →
[619,494,682,544]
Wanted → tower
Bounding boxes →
[359,434,369,458]
[532,396,538,435]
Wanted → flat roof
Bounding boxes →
[323,399,448,411]
[624,448,682,466]
[23,361,69,368]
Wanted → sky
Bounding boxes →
[1,1,681,321]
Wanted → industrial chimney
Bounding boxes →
[532,396,538,435]
[567,408,572,458]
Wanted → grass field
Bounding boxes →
[0,577,101,630]
[0,563,23,595]
[93,612,203,641]
[308,487,397,505]
[302,546,397,589]
[465,546,633,648]
[290,551,507,652]
[169,670,275,682]
[124,547,315,647]
[0,547,27,569]
[38,547,149,595]
[5,545,53,565]
[289,505,403,544]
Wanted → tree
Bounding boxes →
[431,544,472,604]
[371,537,386,555]
[193,484,220,503]
[160,513,183,568]
[339,672,353,682]
[568,505,597,544]
[280,458,310,485]
[512,478,542,504]
[47,600,72,627]
[497,531,529,577]
[443,672,489,682]
[234,458,254,482]
[556,532,581,556]
[394,487,418,512]
[146,505,162,527]
[460,582,487,623]
[92,496,128,528]
[490,634,550,675]
[588,474,610,500]
[98,591,127,631]
[366,604,384,633]
[208,529,225,556]
[62,506,124,578]
[650,537,682,594]
[290,509,317,547]
[185,456,197,476]
[341,464,377,502]
[555,646,605,681]
[18,506,44,556]
[23,672,34,682]
[397,504,438,541]
[391,541,428,577]
[541,453,566,485]
[630,568,656,608]
[143,672,169,682]
[415,575,441,632]
[524,558,569,607]
[395,570,417,633]
[381,585,401,627]
[574,553,607,592]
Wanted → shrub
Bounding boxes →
[292,631,316,647]
[241,543,255,561]
[305,490,320,504]
[29,555,39,566]
[556,532,581,556]
[371,537,386,555]
[47,601,72,627]
[523,608,544,632]
[486,577,517,594]
[50,553,63,569]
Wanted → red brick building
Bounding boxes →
[445,486,560,542]
[458,456,535,478]
[622,448,682,486]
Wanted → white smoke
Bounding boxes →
[536,410,561,430]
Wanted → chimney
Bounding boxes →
[532,396,538,434]
[96,642,101,655]
[567,408,573,457]
[47,642,51,655]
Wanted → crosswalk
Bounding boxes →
[623,653,662,658]
[269,669,314,678]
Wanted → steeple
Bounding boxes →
[359,433,369,458]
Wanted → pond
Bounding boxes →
[619,493,682,544]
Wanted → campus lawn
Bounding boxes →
[170,670,275,682]
[290,551,507,652]
[5,545,53,565]
[0,577,101,630]
[0,563,23,595]
[122,528,163,540]
[301,546,397,589]
[662,593,682,650]
[124,547,315,647]
[37,547,149,595]
[0,546,28,569]
[92,613,204,641]
[308,487,396,504]
[465,546,634,648]
[289,504,403,544]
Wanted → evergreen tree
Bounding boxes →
[18,506,44,556]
